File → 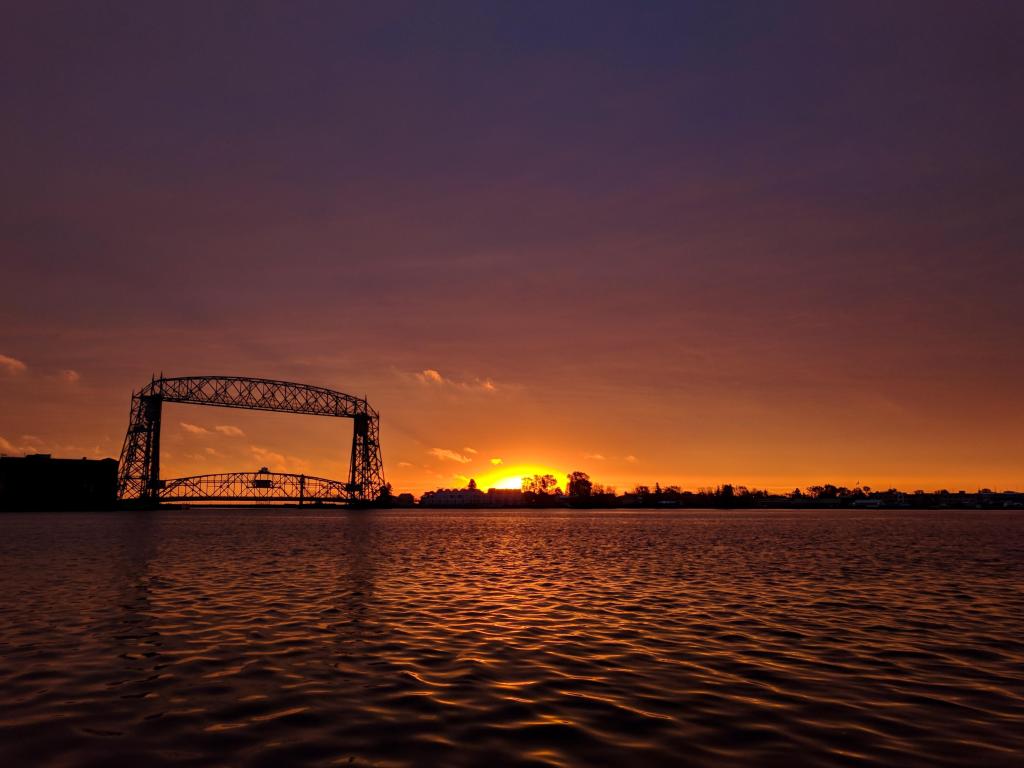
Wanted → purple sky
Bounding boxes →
[2,2,1023,492]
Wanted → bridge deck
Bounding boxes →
[158,471,351,502]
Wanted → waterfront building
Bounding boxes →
[419,487,525,507]
[0,454,118,511]
[484,488,525,506]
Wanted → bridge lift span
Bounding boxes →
[158,470,350,504]
[117,376,385,504]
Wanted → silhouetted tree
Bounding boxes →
[468,478,477,490]
[523,474,558,496]
[567,471,592,498]
[807,484,840,499]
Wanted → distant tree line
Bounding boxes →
[516,473,1023,510]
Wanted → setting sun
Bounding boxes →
[476,464,564,491]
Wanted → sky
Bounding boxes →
[1,1,1022,493]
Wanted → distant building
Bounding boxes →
[420,487,486,507]
[851,498,884,508]
[419,487,524,507]
[484,488,524,506]
[0,454,118,511]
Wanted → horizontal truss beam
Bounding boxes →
[159,471,349,502]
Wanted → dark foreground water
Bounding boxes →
[0,509,1022,767]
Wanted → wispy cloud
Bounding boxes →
[416,368,445,384]
[0,434,95,457]
[625,455,638,463]
[59,369,80,383]
[490,457,503,465]
[250,445,284,466]
[249,445,309,473]
[397,461,413,468]
[464,446,478,454]
[0,435,75,456]
[0,436,23,454]
[0,354,27,375]
[428,447,473,463]
[181,423,244,437]
[413,369,498,392]
[585,453,606,461]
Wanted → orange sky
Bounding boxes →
[0,355,1021,494]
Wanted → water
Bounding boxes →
[0,509,1022,767]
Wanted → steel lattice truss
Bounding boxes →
[160,471,349,502]
[117,376,385,503]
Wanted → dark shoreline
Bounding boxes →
[2,503,1021,513]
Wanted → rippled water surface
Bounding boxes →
[1,509,1022,767]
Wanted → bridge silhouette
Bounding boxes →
[117,376,386,504]
[158,470,350,504]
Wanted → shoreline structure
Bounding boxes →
[1,453,1020,511]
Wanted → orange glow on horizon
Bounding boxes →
[475,464,565,491]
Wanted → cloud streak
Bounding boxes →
[413,369,498,392]
[180,423,244,437]
[0,434,92,457]
[250,445,309,473]
[0,435,24,454]
[0,354,27,375]
[428,447,473,463]
[416,369,444,384]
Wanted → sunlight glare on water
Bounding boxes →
[0,508,1022,767]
